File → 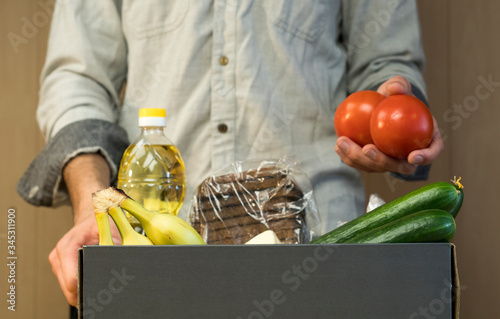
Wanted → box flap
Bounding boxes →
[78,248,83,319]
[451,243,460,319]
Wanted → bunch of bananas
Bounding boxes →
[92,187,206,246]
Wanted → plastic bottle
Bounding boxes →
[117,108,186,231]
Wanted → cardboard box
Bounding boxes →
[78,243,459,319]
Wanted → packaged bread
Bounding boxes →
[188,158,320,244]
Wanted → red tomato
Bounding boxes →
[334,90,386,146]
[370,94,434,158]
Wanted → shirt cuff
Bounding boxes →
[390,164,431,181]
[368,80,428,105]
[17,119,130,207]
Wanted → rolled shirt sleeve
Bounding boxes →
[341,0,426,96]
[17,120,129,207]
[17,0,128,206]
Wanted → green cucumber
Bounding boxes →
[345,209,456,243]
[311,182,462,244]
[449,187,464,218]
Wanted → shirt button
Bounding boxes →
[218,123,228,133]
[219,56,229,66]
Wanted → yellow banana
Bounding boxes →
[93,188,153,246]
[92,193,114,245]
[93,187,205,245]
[94,211,114,246]
[108,206,153,246]
[121,198,206,245]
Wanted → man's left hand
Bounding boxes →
[335,76,444,175]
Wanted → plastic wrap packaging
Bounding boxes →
[366,193,386,213]
[334,193,387,229]
[188,158,321,244]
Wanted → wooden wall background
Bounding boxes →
[0,1,498,318]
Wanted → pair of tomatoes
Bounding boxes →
[334,91,434,158]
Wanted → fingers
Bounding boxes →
[49,243,78,306]
[58,241,79,306]
[361,144,418,175]
[408,117,444,165]
[340,78,443,173]
[335,137,418,175]
[336,118,444,174]
[335,137,382,172]
[377,75,413,97]
[48,216,101,307]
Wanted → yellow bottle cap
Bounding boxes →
[139,108,166,118]
[138,108,167,127]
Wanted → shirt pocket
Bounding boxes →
[123,0,189,39]
[263,0,327,42]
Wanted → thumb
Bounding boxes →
[377,75,413,96]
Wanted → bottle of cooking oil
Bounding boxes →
[117,108,186,232]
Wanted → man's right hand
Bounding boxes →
[49,214,120,306]
[49,153,120,306]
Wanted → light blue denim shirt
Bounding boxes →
[18,0,428,234]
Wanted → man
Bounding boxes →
[18,0,443,311]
